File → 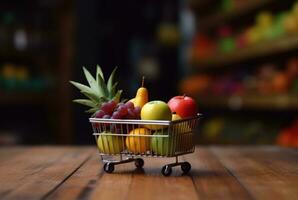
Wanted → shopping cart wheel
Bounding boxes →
[181,162,191,173]
[135,158,144,169]
[103,163,114,173]
[161,165,172,176]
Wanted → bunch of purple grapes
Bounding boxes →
[95,100,141,120]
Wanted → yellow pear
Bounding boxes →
[133,76,148,108]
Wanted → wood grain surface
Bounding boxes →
[0,146,297,200]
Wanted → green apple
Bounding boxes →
[151,129,176,156]
[97,132,125,154]
[141,100,172,130]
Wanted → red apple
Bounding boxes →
[167,95,198,118]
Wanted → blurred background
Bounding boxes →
[0,0,297,147]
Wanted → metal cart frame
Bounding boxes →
[90,114,201,176]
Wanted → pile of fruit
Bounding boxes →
[70,66,198,156]
[191,2,298,58]
[180,57,298,96]
[276,119,298,147]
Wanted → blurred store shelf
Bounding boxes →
[198,0,274,30]
[190,34,298,68]
[0,91,48,105]
[196,95,298,110]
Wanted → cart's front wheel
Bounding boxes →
[135,158,144,169]
[104,163,114,173]
[161,165,172,176]
[181,162,191,173]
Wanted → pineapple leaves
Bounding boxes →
[69,81,95,95]
[81,91,100,103]
[73,99,96,108]
[109,82,118,98]
[70,65,123,114]
[85,107,99,114]
[113,90,122,103]
[97,73,109,97]
[107,67,118,93]
[96,65,104,81]
[83,67,98,95]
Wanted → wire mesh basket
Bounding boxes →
[90,114,201,176]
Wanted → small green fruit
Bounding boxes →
[97,132,125,154]
[151,129,176,156]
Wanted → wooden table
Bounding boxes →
[0,146,297,200]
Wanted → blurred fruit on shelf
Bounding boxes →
[191,33,215,59]
[182,57,298,97]
[291,79,298,93]
[286,57,298,81]
[168,95,198,118]
[284,13,298,33]
[126,128,151,154]
[156,23,180,47]
[218,26,236,53]
[202,117,225,142]
[129,76,148,108]
[219,37,235,53]
[221,0,234,12]
[257,11,273,29]
[141,100,172,130]
[236,31,248,48]
[272,72,289,93]
[201,116,279,144]
[15,66,29,81]
[276,119,298,147]
[179,74,211,95]
[257,64,276,94]
[0,63,49,92]
[246,26,262,44]
[2,63,15,79]
[191,2,298,61]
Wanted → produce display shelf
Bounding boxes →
[198,0,274,30]
[196,95,298,110]
[0,92,47,105]
[190,35,298,68]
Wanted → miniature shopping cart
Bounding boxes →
[90,114,201,176]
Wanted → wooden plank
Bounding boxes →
[124,157,198,200]
[88,156,134,200]
[0,147,28,163]
[0,146,94,200]
[48,154,199,200]
[46,154,103,200]
[184,148,252,200]
[211,146,298,200]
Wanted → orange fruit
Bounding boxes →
[126,128,151,154]
[272,72,289,93]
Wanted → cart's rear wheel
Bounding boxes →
[135,158,144,169]
[104,163,114,173]
[181,162,191,173]
[161,165,172,176]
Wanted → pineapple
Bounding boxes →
[70,65,122,114]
